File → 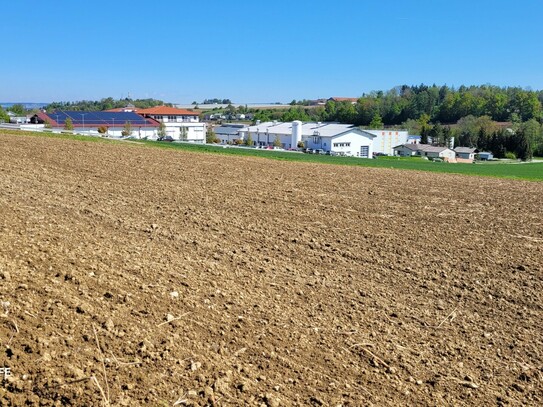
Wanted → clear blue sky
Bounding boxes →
[2,0,542,104]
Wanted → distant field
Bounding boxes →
[3,129,542,181]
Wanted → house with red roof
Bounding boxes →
[137,106,206,142]
[328,97,359,104]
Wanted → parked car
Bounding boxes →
[158,136,174,142]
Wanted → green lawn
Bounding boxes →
[3,129,542,181]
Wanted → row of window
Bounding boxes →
[333,142,351,147]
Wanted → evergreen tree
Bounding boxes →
[420,126,429,144]
[516,128,533,161]
[369,113,384,129]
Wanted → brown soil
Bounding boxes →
[1,133,542,406]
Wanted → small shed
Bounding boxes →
[454,147,478,161]
[477,151,494,161]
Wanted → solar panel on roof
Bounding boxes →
[49,111,154,126]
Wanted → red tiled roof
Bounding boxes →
[329,97,359,102]
[137,106,198,116]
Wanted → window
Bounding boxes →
[360,146,369,158]
[333,142,351,147]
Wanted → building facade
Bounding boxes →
[137,106,206,142]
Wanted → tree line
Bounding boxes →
[45,97,170,112]
[247,84,543,159]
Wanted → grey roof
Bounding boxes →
[393,144,452,153]
[421,146,451,153]
[454,147,477,153]
[393,143,424,151]
[214,124,247,135]
[246,121,370,138]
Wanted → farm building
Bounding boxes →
[477,151,494,160]
[421,146,456,161]
[30,111,159,138]
[393,144,457,161]
[454,147,478,161]
[137,106,205,142]
[393,143,426,157]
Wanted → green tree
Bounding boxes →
[157,121,167,139]
[121,121,133,137]
[206,126,215,143]
[8,104,25,116]
[64,117,74,130]
[0,107,10,123]
[517,119,539,161]
[245,132,253,146]
[420,126,429,144]
[369,113,384,129]
[516,128,533,161]
[180,127,188,141]
[273,135,282,147]
[428,123,443,146]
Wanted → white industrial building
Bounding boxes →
[239,121,376,157]
[213,121,415,158]
[363,129,409,156]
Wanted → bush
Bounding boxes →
[98,126,107,134]
[504,152,517,160]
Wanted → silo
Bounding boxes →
[291,120,302,149]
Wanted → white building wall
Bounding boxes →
[304,131,373,157]
[161,123,206,142]
[365,130,409,156]
[329,132,373,157]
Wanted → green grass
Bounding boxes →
[3,129,542,181]
[126,139,543,181]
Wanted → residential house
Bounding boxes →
[328,97,358,104]
[137,106,205,142]
[393,144,456,162]
[8,111,29,124]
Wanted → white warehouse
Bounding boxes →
[239,121,376,158]
[215,121,411,158]
[363,129,409,156]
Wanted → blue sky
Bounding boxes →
[1,0,542,104]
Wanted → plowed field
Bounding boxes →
[1,133,542,406]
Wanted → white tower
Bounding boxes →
[291,120,302,149]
